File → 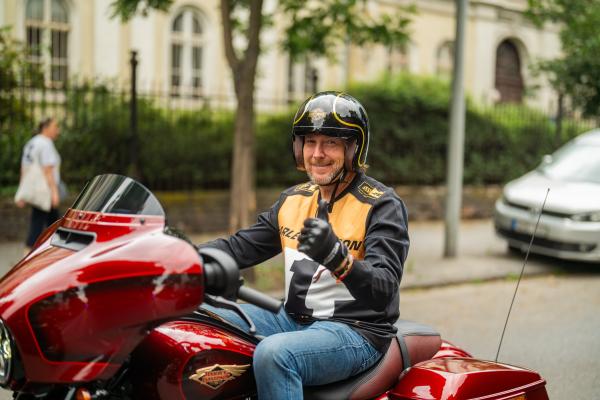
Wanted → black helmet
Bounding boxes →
[292,91,370,172]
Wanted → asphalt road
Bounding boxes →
[400,273,600,400]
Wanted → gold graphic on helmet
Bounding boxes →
[293,95,315,125]
[332,93,366,166]
[189,364,251,390]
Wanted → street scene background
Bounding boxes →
[2,0,600,398]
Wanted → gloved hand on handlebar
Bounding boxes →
[298,200,349,272]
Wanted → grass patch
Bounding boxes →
[504,272,520,281]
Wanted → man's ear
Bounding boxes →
[293,136,306,171]
[344,139,357,171]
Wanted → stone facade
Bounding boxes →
[1,0,561,110]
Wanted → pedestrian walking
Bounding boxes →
[15,117,63,253]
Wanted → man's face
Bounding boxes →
[303,133,346,185]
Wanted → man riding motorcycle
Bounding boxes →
[201,91,410,399]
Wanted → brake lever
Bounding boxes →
[204,294,257,335]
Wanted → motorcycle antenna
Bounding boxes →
[495,188,550,363]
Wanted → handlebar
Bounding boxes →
[199,247,283,313]
[238,286,282,313]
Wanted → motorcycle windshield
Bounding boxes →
[71,174,165,216]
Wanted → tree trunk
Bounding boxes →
[220,0,263,281]
[220,0,262,234]
[229,83,256,233]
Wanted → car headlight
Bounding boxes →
[0,319,12,385]
[571,211,600,222]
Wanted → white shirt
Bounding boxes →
[21,134,61,184]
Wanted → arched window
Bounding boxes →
[494,40,524,103]
[25,0,70,85]
[170,8,204,98]
[436,41,454,79]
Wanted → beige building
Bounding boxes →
[1,0,561,110]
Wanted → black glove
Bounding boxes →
[298,200,348,271]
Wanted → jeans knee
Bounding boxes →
[253,335,294,372]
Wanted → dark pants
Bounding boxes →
[25,207,59,247]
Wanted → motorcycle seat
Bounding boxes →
[303,319,441,400]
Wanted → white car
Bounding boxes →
[494,129,600,263]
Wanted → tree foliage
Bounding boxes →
[281,0,414,60]
[527,0,600,117]
[0,27,42,127]
[110,0,174,20]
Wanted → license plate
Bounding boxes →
[511,219,548,237]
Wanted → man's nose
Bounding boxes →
[312,141,325,157]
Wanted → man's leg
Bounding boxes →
[252,320,381,400]
[200,303,294,337]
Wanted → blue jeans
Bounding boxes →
[203,304,381,400]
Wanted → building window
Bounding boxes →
[170,8,204,98]
[495,40,524,103]
[436,41,454,79]
[387,44,409,74]
[25,0,69,86]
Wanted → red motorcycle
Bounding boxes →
[0,175,549,399]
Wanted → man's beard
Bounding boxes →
[307,163,344,186]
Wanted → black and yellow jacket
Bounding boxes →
[204,173,409,351]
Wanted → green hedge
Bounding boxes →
[349,74,586,185]
[0,73,592,192]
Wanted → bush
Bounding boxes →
[350,73,586,185]
[0,73,593,193]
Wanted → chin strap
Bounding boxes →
[318,168,346,214]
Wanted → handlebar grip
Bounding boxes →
[237,286,283,313]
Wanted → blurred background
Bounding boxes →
[0,1,599,398]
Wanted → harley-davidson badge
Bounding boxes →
[189,364,251,390]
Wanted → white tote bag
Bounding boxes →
[14,157,52,212]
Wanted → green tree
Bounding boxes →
[0,26,42,129]
[111,0,413,232]
[527,0,600,117]
[0,26,44,187]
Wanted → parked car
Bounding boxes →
[494,129,600,263]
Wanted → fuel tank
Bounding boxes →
[389,357,548,400]
[130,318,257,400]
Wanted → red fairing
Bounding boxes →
[0,209,203,387]
[432,340,473,359]
[389,357,548,400]
[130,321,256,400]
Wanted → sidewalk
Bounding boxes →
[401,219,551,289]
[0,219,553,287]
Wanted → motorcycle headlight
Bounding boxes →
[0,319,13,385]
[571,211,600,222]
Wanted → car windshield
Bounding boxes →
[538,143,600,184]
[70,174,165,216]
